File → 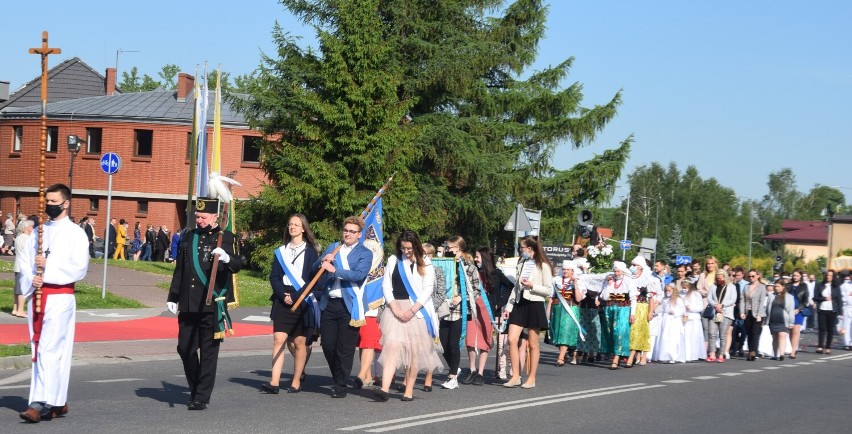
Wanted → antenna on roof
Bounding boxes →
[115,48,140,82]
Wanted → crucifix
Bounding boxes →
[29,31,61,314]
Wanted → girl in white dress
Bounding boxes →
[654,283,686,363]
[681,281,707,361]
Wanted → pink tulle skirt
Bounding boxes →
[377,300,444,373]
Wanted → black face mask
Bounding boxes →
[444,251,455,258]
[45,204,64,219]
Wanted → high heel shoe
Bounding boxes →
[400,396,413,402]
[502,378,521,388]
[261,382,280,394]
[287,386,301,393]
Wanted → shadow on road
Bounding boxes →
[134,381,189,407]
[0,394,28,412]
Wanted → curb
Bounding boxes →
[0,355,32,370]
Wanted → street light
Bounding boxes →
[67,135,85,218]
[638,196,661,264]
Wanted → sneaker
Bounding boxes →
[471,373,484,386]
[440,377,459,390]
[460,371,475,385]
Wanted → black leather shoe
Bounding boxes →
[331,388,348,398]
[353,377,364,389]
[392,382,406,392]
[401,395,413,402]
[471,373,484,386]
[287,386,301,393]
[422,385,432,392]
[261,382,280,394]
[372,389,390,402]
[460,371,475,385]
[187,400,207,410]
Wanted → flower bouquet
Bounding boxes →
[586,243,615,273]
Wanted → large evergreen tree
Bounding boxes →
[231,0,630,268]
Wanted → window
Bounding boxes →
[137,200,148,214]
[242,136,261,163]
[46,126,58,153]
[86,128,102,154]
[134,129,153,157]
[89,198,99,212]
[13,126,22,152]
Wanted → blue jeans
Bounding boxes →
[140,244,152,261]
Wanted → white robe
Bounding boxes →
[19,216,89,407]
[654,298,686,362]
[682,291,707,361]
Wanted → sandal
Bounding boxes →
[555,359,566,367]
[609,363,619,370]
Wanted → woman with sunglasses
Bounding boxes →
[738,269,767,361]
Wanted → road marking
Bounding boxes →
[819,354,848,360]
[338,383,664,432]
[811,359,826,363]
[0,385,29,390]
[762,366,782,370]
[779,364,798,367]
[717,372,742,377]
[78,311,140,318]
[663,379,692,383]
[0,369,32,386]
[825,354,852,361]
[795,362,813,365]
[740,369,762,373]
[692,376,718,380]
[241,315,272,323]
[87,378,144,383]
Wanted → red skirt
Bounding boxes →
[465,297,494,351]
[358,316,383,350]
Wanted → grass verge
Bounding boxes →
[0,344,29,358]
[0,279,144,313]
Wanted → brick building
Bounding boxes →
[0,58,265,236]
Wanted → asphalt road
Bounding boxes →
[1,346,849,433]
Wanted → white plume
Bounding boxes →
[207,172,242,203]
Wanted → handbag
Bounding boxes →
[436,300,451,319]
[702,303,716,319]
[801,307,813,317]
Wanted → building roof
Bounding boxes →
[1,89,250,127]
[0,57,115,111]
[763,220,828,244]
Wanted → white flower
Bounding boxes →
[587,245,599,258]
[601,245,613,256]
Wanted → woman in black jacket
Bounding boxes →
[812,269,843,354]
[786,269,810,358]
[476,247,514,318]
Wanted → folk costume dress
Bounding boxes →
[576,282,602,356]
[653,297,686,363]
[377,256,444,373]
[629,272,662,352]
[18,216,89,410]
[600,276,632,358]
[547,276,580,349]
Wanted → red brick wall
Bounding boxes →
[0,119,266,231]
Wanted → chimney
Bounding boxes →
[0,80,10,102]
[105,68,117,95]
[177,73,195,102]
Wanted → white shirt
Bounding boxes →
[281,241,307,286]
[17,216,89,297]
[328,243,354,298]
[819,287,833,311]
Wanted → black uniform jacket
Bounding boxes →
[167,225,242,313]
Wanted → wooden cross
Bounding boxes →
[29,31,62,104]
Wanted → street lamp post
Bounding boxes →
[638,196,661,264]
[622,195,630,261]
[66,135,84,218]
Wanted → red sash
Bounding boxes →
[31,283,75,362]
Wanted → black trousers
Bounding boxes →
[320,298,359,390]
[744,312,762,353]
[439,318,462,375]
[817,310,837,349]
[176,312,221,404]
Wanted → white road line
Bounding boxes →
[795,362,814,365]
[779,364,798,367]
[363,384,667,433]
[818,354,849,360]
[740,369,763,373]
[718,372,743,376]
[241,315,272,322]
[338,383,660,432]
[811,359,827,363]
[86,378,144,383]
[0,369,32,386]
[827,354,852,361]
[692,376,718,380]
[0,385,30,390]
[762,366,782,370]
[663,379,692,383]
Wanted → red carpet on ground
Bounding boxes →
[0,317,272,345]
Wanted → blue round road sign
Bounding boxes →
[100,153,121,175]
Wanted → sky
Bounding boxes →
[3,1,850,205]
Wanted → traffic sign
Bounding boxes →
[620,240,632,250]
[675,255,693,265]
[100,152,122,175]
[504,204,534,232]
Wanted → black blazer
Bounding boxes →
[812,282,843,314]
[270,245,320,303]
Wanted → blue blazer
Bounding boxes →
[312,242,373,310]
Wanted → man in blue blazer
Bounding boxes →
[313,216,373,398]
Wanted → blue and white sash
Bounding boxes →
[274,246,320,329]
[330,242,365,326]
[396,257,438,339]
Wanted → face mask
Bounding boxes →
[521,252,531,261]
[45,204,64,219]
[629,265,637,275]
[444,251,455,258]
